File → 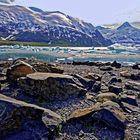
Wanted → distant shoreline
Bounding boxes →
[0,40,94,47]
[0,40,51,47]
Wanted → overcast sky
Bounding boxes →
[1,0,140,25]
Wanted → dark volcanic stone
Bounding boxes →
[109,85,123,94]
[111,61,121,68]
[109,77,122,85]
[121,95,138,106]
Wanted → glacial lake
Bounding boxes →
[0,45,140,65]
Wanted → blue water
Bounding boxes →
[0,46,140,64]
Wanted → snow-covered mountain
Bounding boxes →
[0,5,112,46]
[97,22,140,44]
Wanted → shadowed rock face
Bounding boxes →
[0,93,62,137]
[67,101,126,130]
[92,108,125,130]
[18,72,87,101]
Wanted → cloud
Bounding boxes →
[0,0,15,4]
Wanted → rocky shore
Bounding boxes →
[0,58,140,140]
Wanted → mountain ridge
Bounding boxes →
[97,22,140,44]
[0,5,112,46]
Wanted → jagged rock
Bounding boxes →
[120,95,138,106]
[71,74,95,90]
[0,93,62,137]
[109,85,123,94]
[111,61,121,68]
[6,60,36,82]
[96,92,118,102]
[18,72,87,101]
[100,66,113,71]
[125,81,140,91]
[73,74,101,92]
[84,73,102,81]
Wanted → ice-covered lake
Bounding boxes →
[0,44,140,65]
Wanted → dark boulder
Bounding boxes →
[111,61,121,68]
[109,85,123,94]
[108,77,122,85]
[132,63,140,70]
[120,95,138,106]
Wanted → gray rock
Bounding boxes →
[18,72,87,101]
[125,81,140,91]
[71,74,95,90]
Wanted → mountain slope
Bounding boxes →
[97,22,140,44]
[0,5,112,46]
